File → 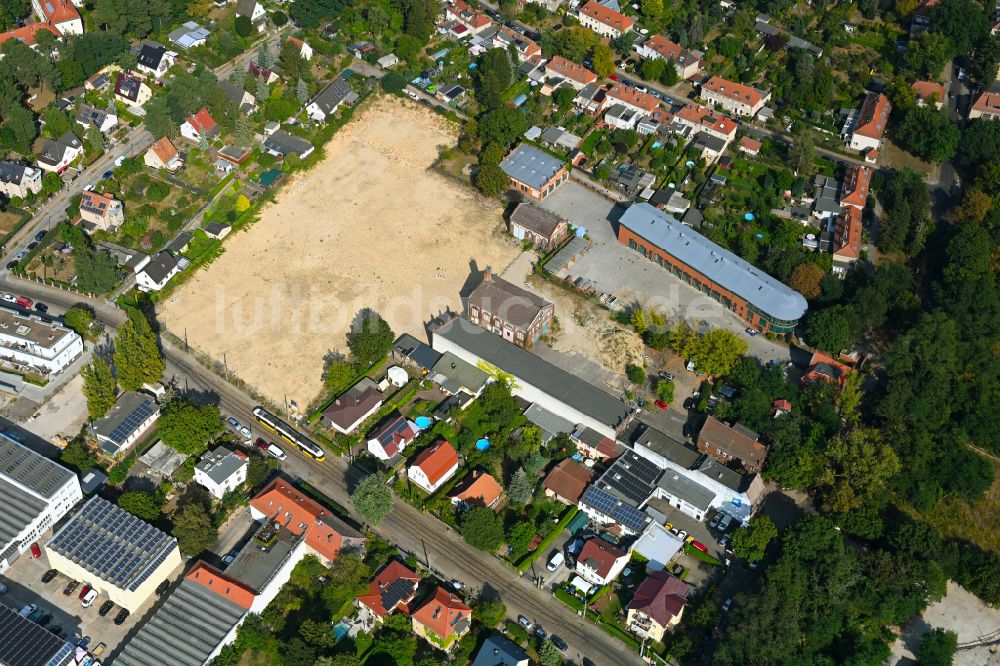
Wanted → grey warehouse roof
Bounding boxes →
[0,432,75,499]
[433,317,630,430]
[500,144,565,191]
[114,576,246,666]
[618,203,808,321]
[0,604,74,666]
[47,496,177,592]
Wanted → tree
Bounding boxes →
[904,32,953,77]
[819,428,900,513]
[506,520,536,552]
[81,356,116,419]
[804,305,859,352]
[916,628,958,666]
[930,0,990,57]
[539,640,563,666]
[660,59,678,86]
[2,104,37,153]
[186,0,212,17]
[625,363,645,385]
[234,15,252,37]
[171,503,214,554]
[295,78,308,105]
[118,490,163,521]
[460,506,504,551]
[42,106,71,137]
[352,474,393,524]
[381,71,407,94]
[270,10,287,26]
[788,126,816,177]
[289,0,345,29]
[476,49,513,110]
[640,0,662,17]
[688,329,748,377]
[478,106,528,147]
[789,262,825,299]
[157,399,222,455]
[323,358,356,392]
[878,168,931,255]
[656,380,674,404]
[473,598,507,628]
[478,379,521,432]
[346,310,394,370]
[113,311,164,391]
[970,34,1000,86]
[897,107,961,162]
[60,440,98,473]
[476,163,509,197]
[731,515,777,562]
[298,619,336,648]
[234,113,253,147]
[592,43,616,79]
[507,467,533,504]
[640,57,666,82]
[75,246,121,294]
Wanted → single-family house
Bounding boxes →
[471,635,529,666]
[180,107,219,142]
[543,55,597,91]
[235,0,266,27]
[194,446,248,499]
[635,34,703,79]
[802,351,853,389]
[508,202,569,250]
[408,440,460,494]
[248,60,280,85]
[543,458,593,504]
[92,391,159,456]
[78,190,125,232]
[912,80,945,109]
[450,471,503,510]
[286,36,313,61]
[219,81,256,113]
[356,560,420,621]
[36,132,82,173]
[0,23,61,48]
[625,571,689,641]
[136,42,175,78]
[367,412,418,460]
[75,103,117,134]
[739,136,761,157]
[489,27,541,62]
[136,251,181,292]
[144,137,184,172]
[578,0,634,39]
[98,241,150,273]
[847,92,891,153]
[85,68,113,92]
[429,351,490,398]
[411,587,472,650]
[376,53,399,69]
[697,416,767,473]
[576,538,629,586]
[203,222,231,239]
[114,73,152,110]
[572,425,622,461]
[168,21,210,50]
[262,130,314,159]
[700,76,770,117]
[466,268,554,347]
[32,0,82,35]
[499,143,568,201]
[0,161,42,199]
[321,377,383,434]
[969,91,1000,120]
[444,0,492,35]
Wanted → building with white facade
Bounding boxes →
[136,251,182,292]
[0,307,83,375]
[0,160,42,199]
[0,433,82,573]
[32,0,82,35]
[699,76,771,117]
[194,447,248,499]
[578,0,634,39]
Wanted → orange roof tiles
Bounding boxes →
[702,76,767,107]
[0,23,60,46]
[38,0,80,25]
[972,91,1000,116]
[356,560,421,618]
[674,104,739,137]
[411,587,472,639]
[911,80,945,104]
[451,470,503,508]
[410,440,459,487]
[187,107,218,135]
[149,137,179,164]
[579,0,635,31]
[543,459,593,503]
[853,92,891,139]
[546,55,597,85]
[839,165,871,208]
[833,206,862,259]
[578,538,626,578]
[185,561,256,609]
[607,83,660,113]
[644,34,685,61]
[739,136,762,153]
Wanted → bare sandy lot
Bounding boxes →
[160,97,521,406]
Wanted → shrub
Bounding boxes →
[271,10,287,26]
[235,15,253,37]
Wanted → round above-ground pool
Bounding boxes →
[475,438,490,451]
[414,416,431,429]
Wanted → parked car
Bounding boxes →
[239,426,252,438]
[254,438,270,451]
[34,230,46,242]
[674,530,688,542]
[222,553,237,565]
[101,170,114,179]
[38,613,52,626]
[655,399,668,410]
[450,580,464,591]
[41,569,57,583]
[690,540,708,553]
[155,580,170,596]
[534,626,547,640]
[15,251,26,260]
[721,598,732,612]
[685,360,696,372]
[77,636,91,649]
[657,371,673,381]
[81,588,99,607]
[546,551,565,572]
[720,534,731,551]
[78,584,91,601]
[550,635,568,652]
[98,600,114,616]
[16,296,33,308]
[718,513,734,532]
[6,262,17,271]
[34,302,48,313]
[63,581,78,596]
[18,604,36,618]
[29,542,40,558]
[113,608,130,625]
[517,615,532,630]
[745,327,759,337]
[26,242,37,251]
[709,513,722,530]
[266,443,286,461]
[226,417,241,430]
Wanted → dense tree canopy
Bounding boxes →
[113,310,164,392]
[157,399,223,455]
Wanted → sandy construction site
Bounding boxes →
[159,97,521,407]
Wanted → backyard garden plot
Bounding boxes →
[159,96,521,407]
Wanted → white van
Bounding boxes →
[266,443,287,461]
[81,588,99,608]
[546,551,565,572]
[406,90,420,101]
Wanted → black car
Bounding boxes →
[41,569,58,583]
[6,261,17,271]
[534,625,547,641]
[98,600,114,616]
[550,635,568,652]
[38,613,51,626]
[34,303,47,313]
[26,242,37,251]
[34,230,46,242]
[155,580,170,596]
[63,581,78,596]
[113,609,130,625]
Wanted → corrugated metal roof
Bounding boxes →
[0,604,74,666]
[618,203,808,321]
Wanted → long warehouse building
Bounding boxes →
[616,203,808,333]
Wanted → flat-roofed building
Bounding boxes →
[194,447,248,499]
[45,496,182,612]
[0,307,83,375]
[0,433,82,573]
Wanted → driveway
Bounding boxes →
[540,182,790,364]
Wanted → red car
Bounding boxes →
[655,400,668,410]
[690,541,708,553]
[610,73,619,81]
[254,438,270,451]
[78,584,91,601]
[15,296,32,308]
[29,542,40,558]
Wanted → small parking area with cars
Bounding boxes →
[0,541,183,654]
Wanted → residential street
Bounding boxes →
[0,279,641,666]
[0,125,153,265]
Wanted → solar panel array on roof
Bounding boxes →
[380,577,416,612]
[107,400,155,445]
[0,432,74,498]
[580,486,649,532]
[47,496,176,591]
[91,72,109,89]
[0,604,74,666]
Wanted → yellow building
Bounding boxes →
[45,496,182,612]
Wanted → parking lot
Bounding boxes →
[539,182,790,364]
[0,540,183,655]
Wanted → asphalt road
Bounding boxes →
[4,279,640,665]
[1,126,154,266]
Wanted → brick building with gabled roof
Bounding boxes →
[832,206,862,273]
[450,470,503,509]
[635,34,703,79]
[697,416,768,473]
[848,92,891,153]
[578,0,634,39]
[543,55,597,90]
[839,165,871,209]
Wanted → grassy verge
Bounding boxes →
[683,543,724,566]
[515,506,578,574]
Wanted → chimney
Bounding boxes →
[483,266,493,283]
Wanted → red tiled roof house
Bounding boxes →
[543,459,593,505]
[635,34,703,80]
[848,92,891,153]
[625,570,690,641]
[696,416,768,474]
[450,470,504,510]
[578,0,634,39]
[407,440,460,494]
[576,538,629,585]
[180,107,220,143]
[543,55,598,91]
[356,560,421,623]
[699,76,771,117]
[411,586,472,650]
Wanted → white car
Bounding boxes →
[721,598,732,612]
[81,589,99,608]
[239,426,251,439]
[674,530,688,542]
[222,553,237,565]
[266,443,287,461]
[1,294,16,303]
